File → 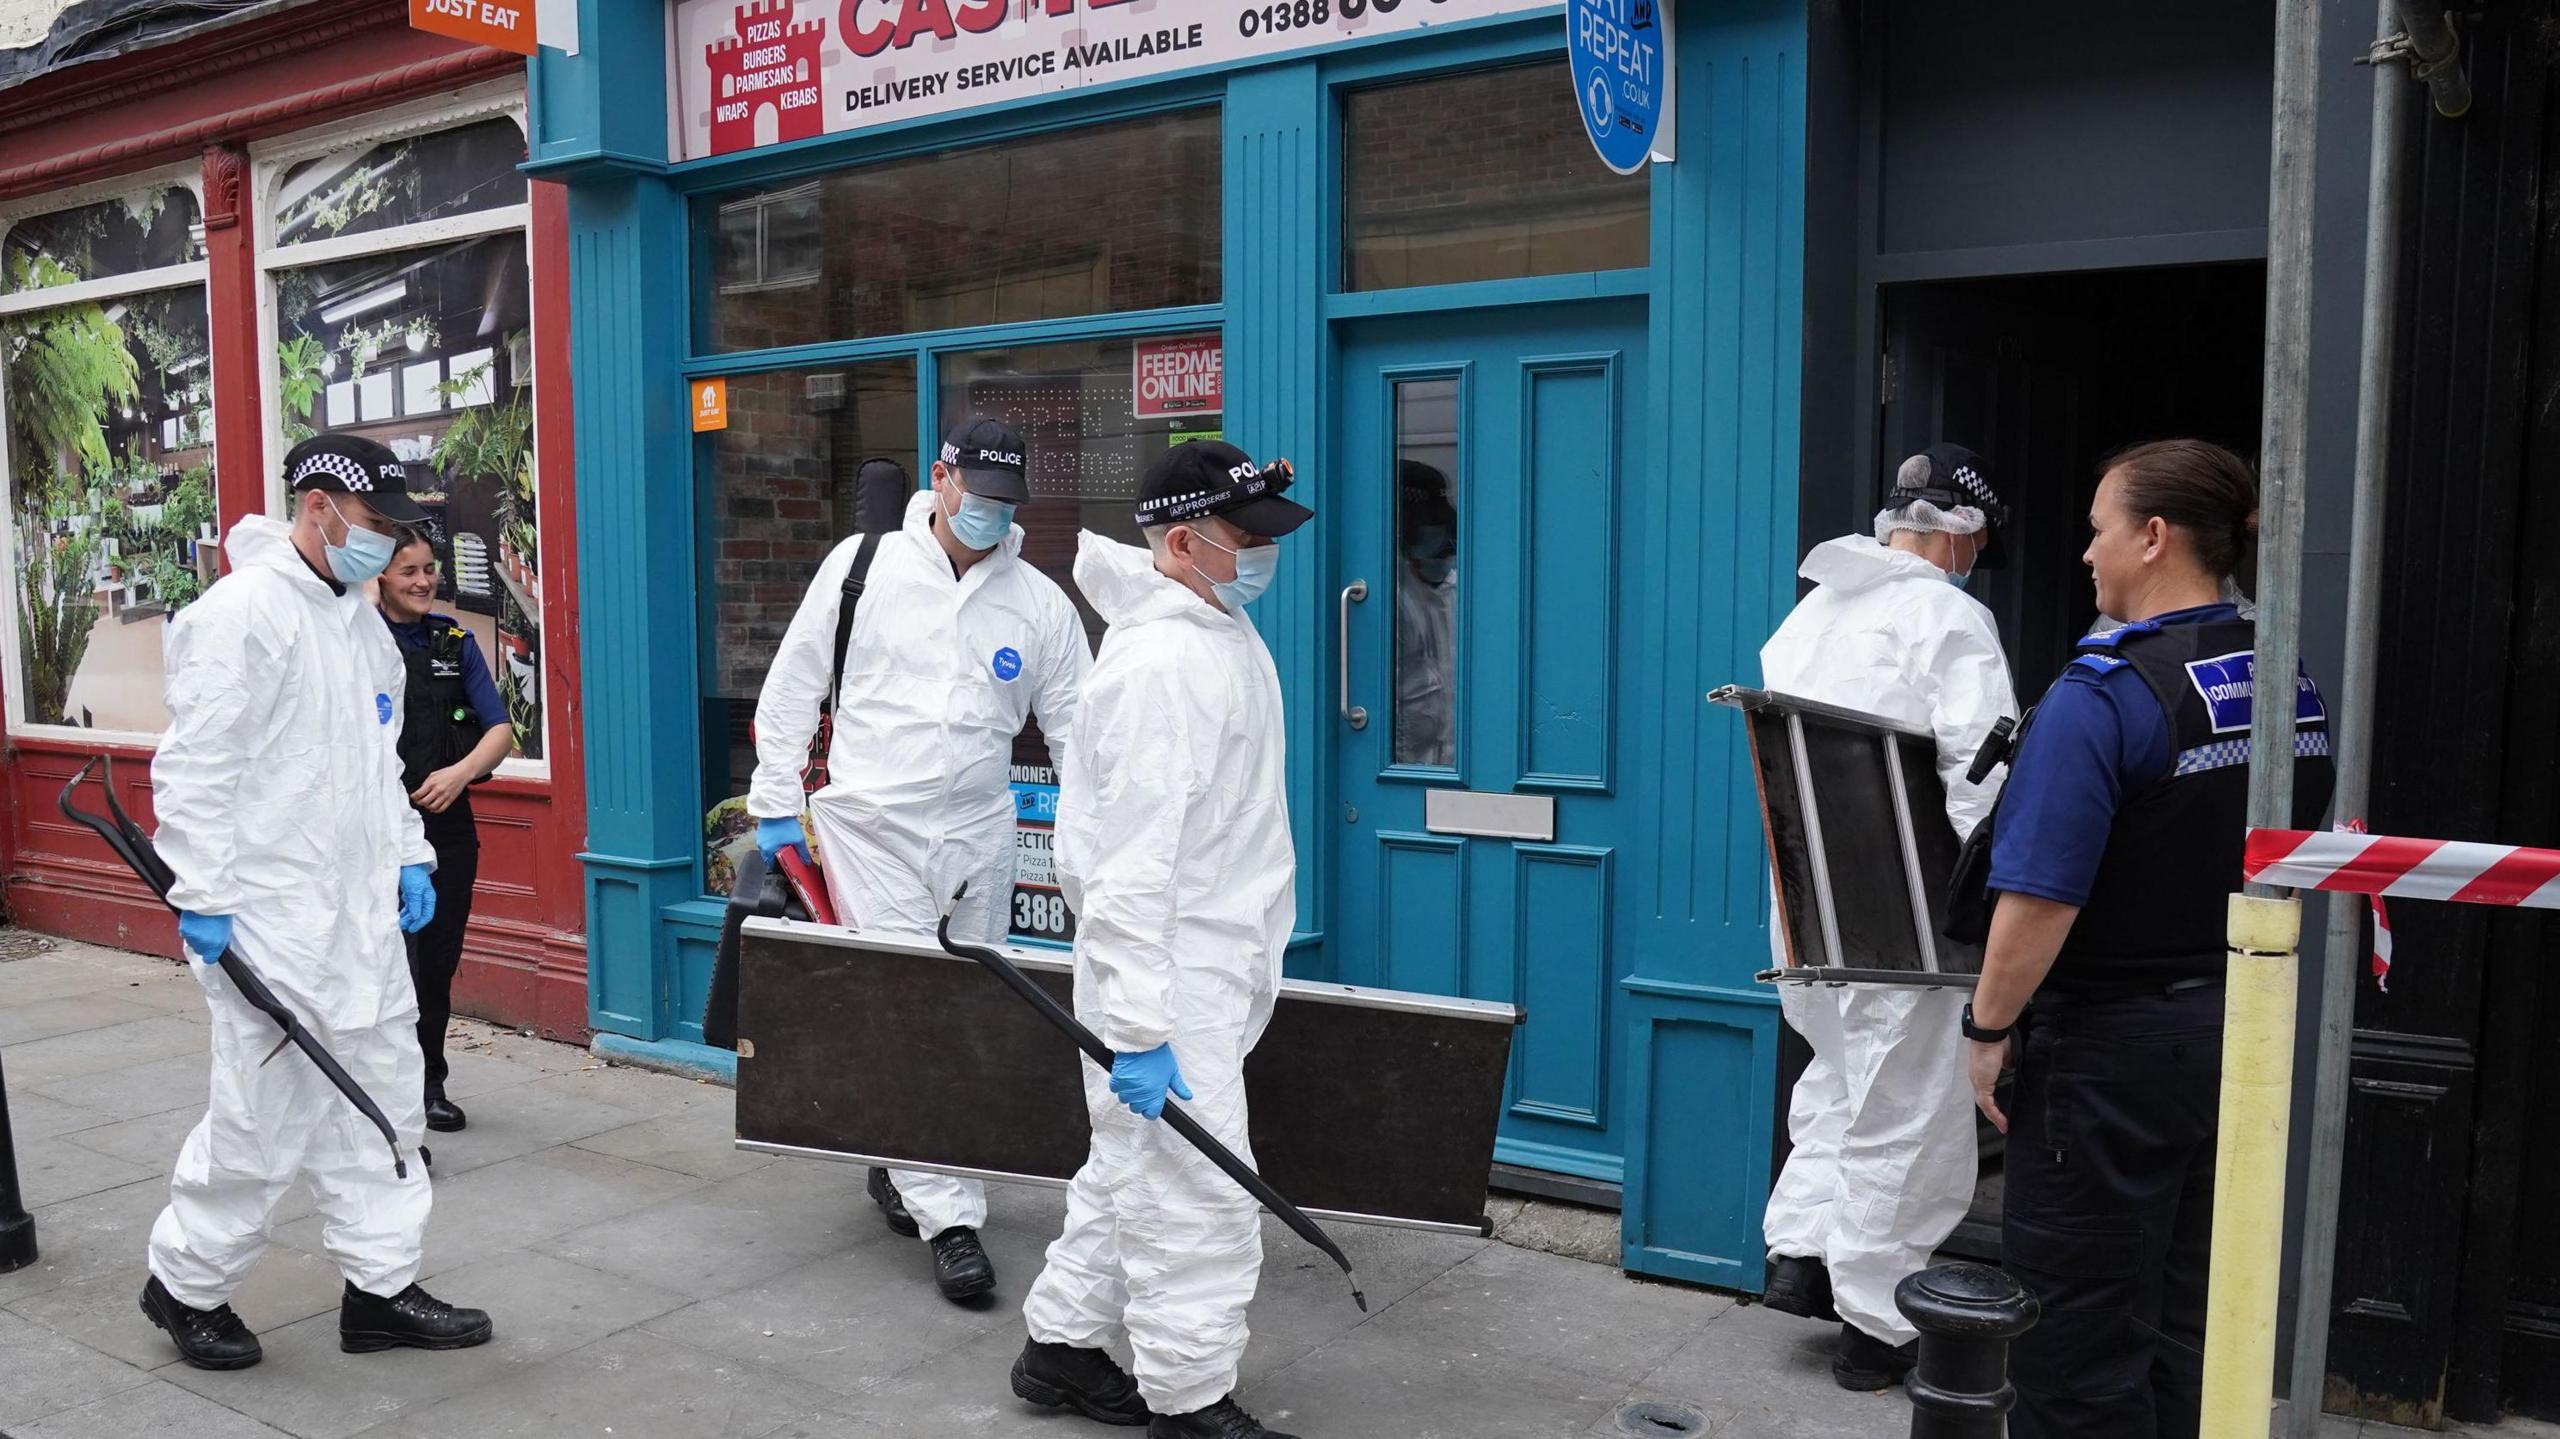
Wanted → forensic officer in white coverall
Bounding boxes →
[1758,443,2019,1390]
[144,434,493,1371]
[750,416,1088,1302]
[1008,440,1311,1439]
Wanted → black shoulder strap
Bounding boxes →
[822,532,883,717]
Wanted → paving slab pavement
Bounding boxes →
[3,934,2552,1439]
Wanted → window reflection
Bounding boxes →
[2,187,203,293]
[1393,378,1459,769]
[1345,64,1649,291]
[702,110,1221,353]
[272,118,528,247]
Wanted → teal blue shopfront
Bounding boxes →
[526,0,1805,1290]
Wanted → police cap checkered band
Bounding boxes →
[281,432,428,523]
[1890,443,2003,519]
[291,450,400,493]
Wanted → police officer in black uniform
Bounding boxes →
[1959,439,2333,1438]
[378,529,517,1134]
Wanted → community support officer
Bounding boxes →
[1758,444,2019,1389]
[1010,441,1311,1439]
[378,529,517,1135]
[146,434,493,1370]
[1962,439,2334,1438]
[749,417,1088,1303]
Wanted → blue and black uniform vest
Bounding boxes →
[2048,616,2336,996]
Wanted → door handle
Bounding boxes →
[1339,579,1369,730]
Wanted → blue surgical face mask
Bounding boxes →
[940,483,1015,550]
[320,495,397,585]
[1948,568,1973,591]
[1196,529,1278,610]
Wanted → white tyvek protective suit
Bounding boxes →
[148,514,437,1309]
[750,489,1088,1239]
[1020,533,1297,1418]
[1759,535,2016,1346]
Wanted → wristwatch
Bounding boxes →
[1961,1003,2013,1044]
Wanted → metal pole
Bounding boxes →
[2245,1,2321,854]
[2204,0,2322,1428]
[2287,3,2410,1431]
[1897,1263,2040,1439]
[0,1049,38,1273]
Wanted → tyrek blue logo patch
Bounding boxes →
[2185,651,2327,735]
[375,693,393,725]
[991,647,1023,683]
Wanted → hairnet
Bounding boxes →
[1874,494,1988,544]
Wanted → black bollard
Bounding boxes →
[0,1049,38,1273]
[1895,1261,2038,1439]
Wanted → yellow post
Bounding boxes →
[2201,892,2304,1433]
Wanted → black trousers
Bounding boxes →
[404,823,480,1100]
[2003,984,2224,1439]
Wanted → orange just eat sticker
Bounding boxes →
[691,378,728,433]
[408,0,536,55]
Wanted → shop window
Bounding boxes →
[263,109,545,768]
[0,179,213,737]
[1343,63,1649,291]
[2,187,203,293]
[701,110,1221,354]
[698,359,919,895]
[271,117,529,248]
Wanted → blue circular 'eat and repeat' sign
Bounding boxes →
[1567,0,1671,176]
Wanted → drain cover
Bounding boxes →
[1613,1401,1709,1435]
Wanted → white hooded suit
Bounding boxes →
[749,489,1088,1239]
[148,514,437,1308]
[1759,535,2017,1346]
[1020,533,1297,1418]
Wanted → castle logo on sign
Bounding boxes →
[706,0,829,155]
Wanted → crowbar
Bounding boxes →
[937,885,1366,1312]
[59,758,411,1179]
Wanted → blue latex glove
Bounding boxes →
[1109,1043,1193,1121]
[398,864,437,934]
[175,911,232,965]
[755,816,810,865]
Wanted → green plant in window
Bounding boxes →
[4,254,143,724]
[277,333,326,445]
[432,337,534,496]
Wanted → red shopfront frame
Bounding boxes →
[0,0,589,1040]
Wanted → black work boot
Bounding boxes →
[1011,1337,1151,1426]
[867,1165,919,1237]
[1831,1322,1918,1390]
[1761,1253,1838,1321]
[424,1094,467,1132]
[140,1275,262,1370]
[929,1225,996,1301]
[1151,1396,1299,1438]
[340,1282,494,1353]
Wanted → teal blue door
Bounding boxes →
[1330,300,1646,1186]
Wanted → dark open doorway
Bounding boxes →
[1879,262,2268,687]
[1847,261,2270,1256]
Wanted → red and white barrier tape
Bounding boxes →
[2338,820,2393,992]
[2245,828,2560,911]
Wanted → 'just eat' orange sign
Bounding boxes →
[410,0,536,55]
